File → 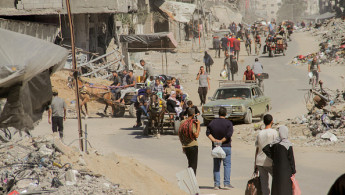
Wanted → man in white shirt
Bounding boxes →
[254,114,278,195]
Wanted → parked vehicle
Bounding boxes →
[202,81,271,125]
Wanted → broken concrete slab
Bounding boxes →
[321,131,338,142]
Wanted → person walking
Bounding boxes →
[48,89,66,139]
[229,35,236,54]
[224,52,235,81]
[221,34,229,57]
[233,37,241,60]
[206,107,234,190]
[203,51,213,74]
[213,37,221,58]
[254,114,278,195]
[178,108,201,175]
[263,126,296,195]
[196,66,210,106]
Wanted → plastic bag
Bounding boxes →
[211,146,226,158]
[220,69,228,79]
[291,174,301,195]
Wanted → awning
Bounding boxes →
[0,28,68,88]
[154,0,196,23]
[120,32,178,52]
[0,28,68,130]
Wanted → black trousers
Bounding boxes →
[135,102,142,124]
[246,44,252,54]
[52,116,63,138]
[234,50,239,60]
[205,65,211,74]
[184,146,198,175]
[198,87,208,105]
[215,48,221,58]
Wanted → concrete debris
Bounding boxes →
[291,18,345,66]
[0,135,133,195]
[321,132,338,142]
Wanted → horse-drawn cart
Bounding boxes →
[141,93,181,136]
[143,113,181,136]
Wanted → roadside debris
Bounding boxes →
[0,134,132,195]
[291,18,345,66]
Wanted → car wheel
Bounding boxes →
[203,118,210,126]
[244,109,252,124]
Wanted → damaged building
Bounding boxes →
[0,0,139,56]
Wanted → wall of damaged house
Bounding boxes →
[59,14,116,56]
[0,0,15,8]
[0,18,59,42]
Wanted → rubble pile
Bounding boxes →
[0,135,132,195]
[291,18,345,66]
[290,88,345,146]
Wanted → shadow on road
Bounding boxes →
[199,186,215,189]
[120,127,143,131]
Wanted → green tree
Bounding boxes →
[277,0,307,22]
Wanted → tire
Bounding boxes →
[244,109,252,124]
[203,118,210,126]
[143,124,149,136]
[174,120,181,135]
[114,106,125,117]
[129,103,136,118]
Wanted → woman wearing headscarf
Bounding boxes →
[167,91,183,118]
[203,51,213,74]
[328,173,345,195]
[263,125,296,195]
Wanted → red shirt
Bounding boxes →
[229,37,236,47]
[244,70,255,80]
[234,39,240,51]
[227,38,231,47]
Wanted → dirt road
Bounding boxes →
[33,32,345,195]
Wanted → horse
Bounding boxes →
[147,93,166,135]
[68,76,123,117]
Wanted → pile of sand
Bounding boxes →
[59,144,187,195]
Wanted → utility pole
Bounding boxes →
[66,0,84,151]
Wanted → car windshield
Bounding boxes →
[214,88,251,100]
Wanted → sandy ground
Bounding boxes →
[31,31,345,195]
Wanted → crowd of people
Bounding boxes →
[178,106,298,193]
[110,59,199,128]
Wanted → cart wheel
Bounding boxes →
[174,120,181,135]
[114,106,125,117]
[143,124,149,136]
[129,103,136,118]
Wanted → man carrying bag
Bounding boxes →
[206,107,234,190]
